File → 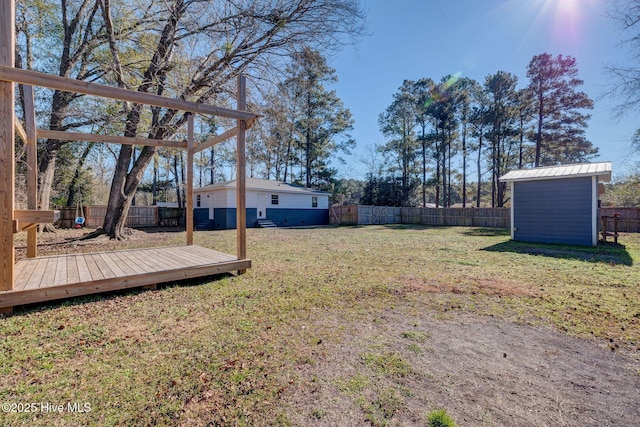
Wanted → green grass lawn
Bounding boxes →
[1,225,639,425]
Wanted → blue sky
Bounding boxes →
[330,0,637,180]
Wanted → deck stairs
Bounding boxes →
[257,219,277,228]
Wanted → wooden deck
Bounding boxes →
[0,246,250,309]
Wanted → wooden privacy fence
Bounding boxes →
[330,205,402,225]
[55,205,640,231]
[56,206,162,228]
[330,205,510,228]
[331,205,640,232]
[401,207,510,227]
[599,208,640,233]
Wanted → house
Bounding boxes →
[193,178,330,229]
[499,162,612,246]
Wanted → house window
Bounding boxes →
[196,194,201,208]
[312,196,318,208]
[271,194,279,205]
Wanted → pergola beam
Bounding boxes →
[193,126,238,154]
[0,65,258,122]
[23,85,38,258]
[38,129,187,149]
[186,114,194,246]
[14,209,60,224]
[236,75,247,273]
[0,0,15,294]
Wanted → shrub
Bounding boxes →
[426,409,457,427]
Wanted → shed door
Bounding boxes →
[257,192,267,219]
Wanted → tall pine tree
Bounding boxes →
[378,80,418,205]
[283,48,354,188]
[527,53,597,166]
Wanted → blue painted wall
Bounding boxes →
[513,176,593,246]
[194,208,209,227]
[266,208,329,227]
[208,208,258,230]
[195,207,329,229]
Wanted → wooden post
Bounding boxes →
[0,0,16,293]
[24,85,37,258]
[236,75,247,271]
[186,113,194,245]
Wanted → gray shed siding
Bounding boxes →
[513,176,593,246]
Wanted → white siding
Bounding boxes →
[213,190,231,208]
[268,193,328,209]
[197,189,329,210]
[246,191,258,209]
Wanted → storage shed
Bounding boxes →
[194,178,330,229]
[499,162,612,246]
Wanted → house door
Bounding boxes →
[257,192,267,219]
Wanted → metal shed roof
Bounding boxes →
[499,162,612,183]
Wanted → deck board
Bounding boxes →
[116,249,152,274]
[103,252,136,277]
[90,253,117,279]
[66,256,80,284]
[166,247,216,266]
[42,257,59,289]
[53,257,67,287]
[24,258,48,290]
[97,253,124,277]
[1,246,250,309]
[76,254,93,282]
[83,254,103,281]
[135,248,179,271]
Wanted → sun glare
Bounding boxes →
[550,0,586,17]
[536,0,597,47]
[494,0,601,61]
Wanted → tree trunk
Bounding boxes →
[210,147,215,184]
[305,91,312,188]
[37,142,63,232]
[66,143,94,207]
[535,92,543,167]
[103,144,156,239]
[421,135,427,208]
[447,130,452,208]
[462,123,467,208]
[283,138,291,183]
[491,139,496,208]
[518,115,525,168]
[103,145,132,240]
[434,128,440,208]
[305,132,312,188]
[102,102,152,239]
[476,134,483,208]
[174,152,182,208]
[152,153,158,205]
[131,147,137,206]
[441,132,447,208]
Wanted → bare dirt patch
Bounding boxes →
[14,227,182,260]
[400,276,539,298]
[286,311,640,426]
